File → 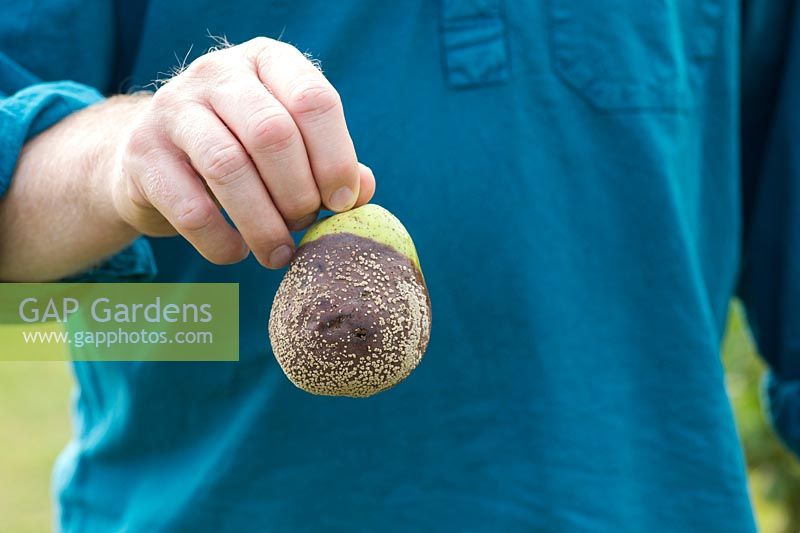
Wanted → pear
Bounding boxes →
[268,204,431,397]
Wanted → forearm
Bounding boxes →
[0,94,148,281]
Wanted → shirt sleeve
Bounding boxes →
[738,1,800,457]
[0,53,156,281]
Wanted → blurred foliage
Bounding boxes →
[0,361,72,533]
[723,301,800,533]
[0,302,797,532]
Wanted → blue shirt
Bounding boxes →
[2,1,799,531]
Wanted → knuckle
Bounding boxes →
[316,159,358,185]
[247,38,282,71]
[246,110,299,153]
[174,196,216,232]
[285,80,341,118]
[283,191,320,219]
[203,144,250,186]
[186,53,222,79]
[151,83,181,110]
[246,36,273,51]
[124,125,157,158]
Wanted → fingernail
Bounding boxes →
[289,212,317,232]
[329,186,355,212]
[269,244,293,268]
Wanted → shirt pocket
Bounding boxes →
[440,0,510,89]
[546,0,723,111]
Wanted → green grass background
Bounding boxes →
[0,302,798,532]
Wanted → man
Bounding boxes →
[0,1,798,531]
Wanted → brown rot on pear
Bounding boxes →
[268,204,431,398]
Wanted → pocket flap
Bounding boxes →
[440,0,510,89]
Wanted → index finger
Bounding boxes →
[249,40,360,213]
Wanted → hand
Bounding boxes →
[111,37,375,269]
